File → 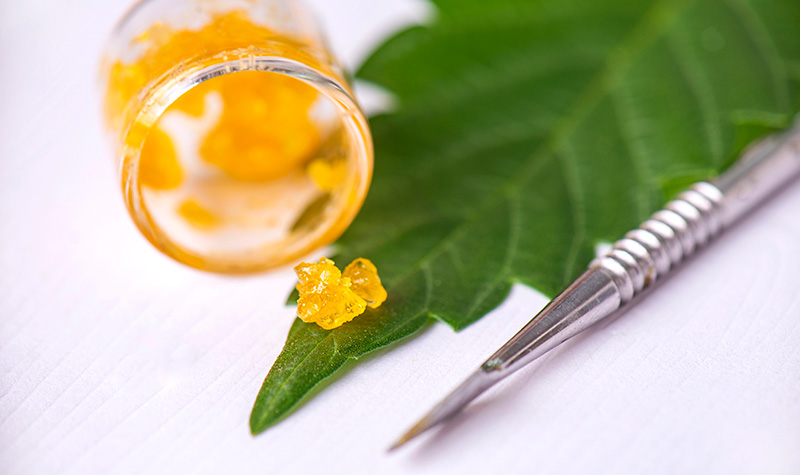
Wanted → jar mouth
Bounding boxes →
[119,57,373,273]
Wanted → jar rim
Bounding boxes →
[119,56,373,272]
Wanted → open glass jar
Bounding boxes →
[101,0,373,272]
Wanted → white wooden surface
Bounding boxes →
[1,1,799,474]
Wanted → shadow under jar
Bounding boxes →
[101,0,373,272]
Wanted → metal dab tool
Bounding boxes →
[390,123,800,451]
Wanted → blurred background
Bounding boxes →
[2,1,800,474]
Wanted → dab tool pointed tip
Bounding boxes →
[389,269,621,453]
[388,416,434,452]
[388,370,500,452]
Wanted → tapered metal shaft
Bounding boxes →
[390,123,800,451]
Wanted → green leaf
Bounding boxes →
[250,0,800,434]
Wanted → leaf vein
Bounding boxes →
[609,87,657,221]
[421,262,434,313]
[664,29,725,166]
[465,194,521,320]
[722,0,791,108]
[555,142,587,284]
[254,331,334,426]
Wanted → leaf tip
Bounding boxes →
[249,408,267,436]
[249,405,282,436]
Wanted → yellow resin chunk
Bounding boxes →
[307,157,347,192]
[105,11,333,133]
[295,257,387,329]
[139,125,182,190]
[107,12,323,191]
[177,199,220,230]
[190,71,321,182]
[343,258,387,308]
[295,258,366,330]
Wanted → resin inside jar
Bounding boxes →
[103,8,372,272]
[138,70,354,264]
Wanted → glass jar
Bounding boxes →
[101,0,373,272]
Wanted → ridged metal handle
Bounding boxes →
[590,124,800,305]
[589,182,724,304]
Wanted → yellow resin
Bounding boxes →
[295,257,387,329]
[307,157,347,192]
[139,126,182,190]
[104,11,337,135]
[135,67,322,193]
[178,199,221,230]
[343,258,387,308]
[191,71,320,182]
[105,11,328,209]
[123,19,325,222]
[103,8,373,272]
